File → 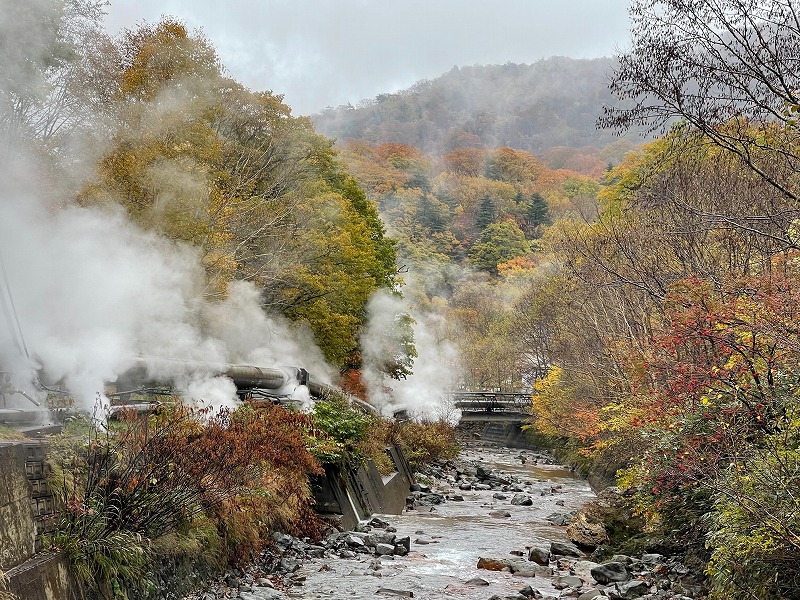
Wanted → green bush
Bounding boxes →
[311,395,372,463]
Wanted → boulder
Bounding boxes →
[464,577,490,586]
[571,560,600,583]
[554,575,583,589]
[394,536,411,554]
[546,512,574,526]
[550,541,582,557]
[375,543,395,556]
[477,557,512,571]
[566,512,609,550]
[511,494,534,506]
[367,531,397,547]
[640,553,665,566]
[608,579,649,599]
[507,559,542,577]
[345,534,366,548]
[527,546,550,565]
[369,517,390,529]
[590,561,630,585]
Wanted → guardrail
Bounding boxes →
[450,391,531,413]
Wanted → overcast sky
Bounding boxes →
[103,0,633,116]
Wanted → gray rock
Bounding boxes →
[489,510,512,518]
[376,587,414,597]
[279,558,301,573]
[464,577,490,586]
[550,541,582,557]
[367,531,397,546]
[346,534,366,547]
[375,543,395,556]
[554,575,583,589]
[369,516,390,528]
[609,579,649,599]
[640,553,665,565]
[511,493,534,506]
[414,536,437,545]
[577,590,605,600]
[571,560,600,583]
[528,545,550,565]
[546,512,574,526]
[450,494,465,501]
[590,562,629,585]
[518,584,544,598]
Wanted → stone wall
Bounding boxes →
[0,443,36,570]
[0,441,80,600]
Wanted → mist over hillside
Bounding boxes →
[313,56,650,154]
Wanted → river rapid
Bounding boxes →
[261,442,596,600]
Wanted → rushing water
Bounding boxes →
[289,444,596,599]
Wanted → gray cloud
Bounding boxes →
[103,0,632,115]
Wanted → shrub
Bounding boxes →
[311,395,372,463]
[392,420,459,472]
[48,401,323,596]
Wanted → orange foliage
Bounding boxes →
[442,147,486,176]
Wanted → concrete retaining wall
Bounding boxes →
[313,445,414,530]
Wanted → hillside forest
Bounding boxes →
[321,2,800,597]
[2,0,800,598]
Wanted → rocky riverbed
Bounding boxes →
[186,442,705,600]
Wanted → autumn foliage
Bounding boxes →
[51,402,324,597]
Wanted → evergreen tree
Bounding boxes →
[475,195,497,231]
[527,192,550,228]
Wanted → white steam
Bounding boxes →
[0,164,331,413]
[361,289,460,421]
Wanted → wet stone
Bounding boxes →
[550,541,582,557]
[511,493,533,506]
[590,561,630,584]
[527,545,551,565]
[375,543,395,556]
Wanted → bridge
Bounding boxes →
[450,391,531,422]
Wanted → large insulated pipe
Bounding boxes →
[120,357,304,391]
[223,364,292,389]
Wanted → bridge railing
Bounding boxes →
[450,391,531,413]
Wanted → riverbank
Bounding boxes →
[185,441,706,600]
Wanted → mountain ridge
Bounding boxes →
[312,56,649,155]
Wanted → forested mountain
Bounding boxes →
[313,57,649,155]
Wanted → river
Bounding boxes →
[273,442,596,600]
